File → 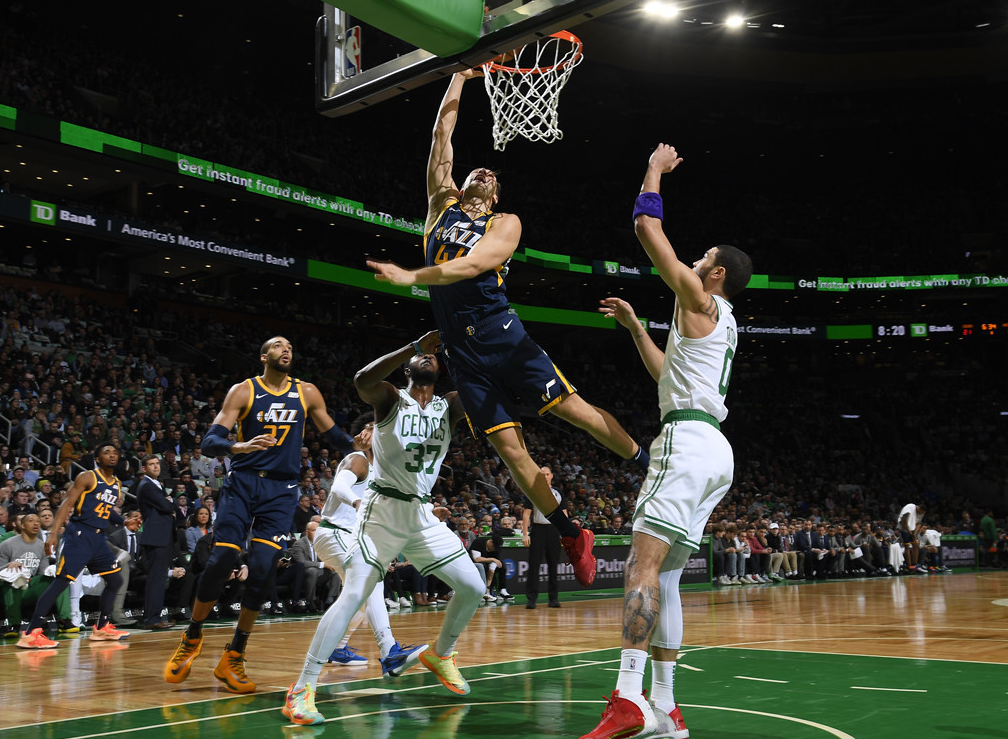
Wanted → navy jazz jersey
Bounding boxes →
[232,376,308,479]
[72,470,122,530]
[425,200,511,337]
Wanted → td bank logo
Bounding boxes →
[604,261,619,275]
[30,200,56,225]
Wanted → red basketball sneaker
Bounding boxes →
[652,702,690,739]
[579,689,658,739]
[561,527,596,587]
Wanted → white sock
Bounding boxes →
[294,653,326,692]
[650,659,677,714]
[615,649,647,696]
[432,555,486,657]
[364,580,396,658]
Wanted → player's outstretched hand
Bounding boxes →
[648,143,683,174]
[232,434,277,455]
[458,67,484,80]
[432,506,451,522]
[368,260,416,286]
[599,297,642,332]
[415,330,442,355]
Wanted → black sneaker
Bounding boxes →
[57,619,81,634]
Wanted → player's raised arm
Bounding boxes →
[354,330,441,419]
[633,144,708,314]
[427,71,477,231]
[446,390,468,432]
[598,297,665,382]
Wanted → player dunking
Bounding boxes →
[581,144,753,739]
[164,336,355,693]
[368,70,649,587]
[283,331,486,725]
[17,441,130,648]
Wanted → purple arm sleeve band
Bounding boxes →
[633,192,663,222]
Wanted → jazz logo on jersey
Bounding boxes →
[437,223,483,248]
[256,403,298,424]
[96,489,119,506]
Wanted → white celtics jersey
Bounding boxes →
[321,451,372,530]
[372,388,451,499]
[658,294,737,423]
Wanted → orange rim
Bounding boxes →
[484,30,583,75]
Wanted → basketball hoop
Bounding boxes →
[481,31,584,151]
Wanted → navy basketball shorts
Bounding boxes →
[444,314,577,436]
[215,470,300,552]
[57,522,121,580]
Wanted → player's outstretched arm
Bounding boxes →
[369,212,521,287]
[354,331,441,419]
[634,144,708,313]
[598,297,664,382]
[427,70,479,231]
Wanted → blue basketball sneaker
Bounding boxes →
[380,641,428,679]
[328,646,368,665]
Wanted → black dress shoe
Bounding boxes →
[146,620,176,630]
[548,600,561,608]
[171,609,191,623]
[525,600,537,609]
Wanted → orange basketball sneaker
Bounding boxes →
[17,628,59,649]
[90,622,129,641]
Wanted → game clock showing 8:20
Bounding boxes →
[876,324,909,337]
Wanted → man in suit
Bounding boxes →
[135,455,177,629]
[811,524,836,579]
[793,519,815,579]
[291,521,339,611]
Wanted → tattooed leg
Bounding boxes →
[621,533,671,651]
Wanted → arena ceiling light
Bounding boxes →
[725,13,745,28]
[643,1,678,19]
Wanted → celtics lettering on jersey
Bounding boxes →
[373,390,451,499]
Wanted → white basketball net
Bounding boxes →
[481,31,583,151]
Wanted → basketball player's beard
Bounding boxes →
[267,356,292,374]
[412,367,438,385]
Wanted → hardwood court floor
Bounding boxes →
[2,571,1006,739]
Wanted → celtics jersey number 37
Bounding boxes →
[372,388,451,500]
